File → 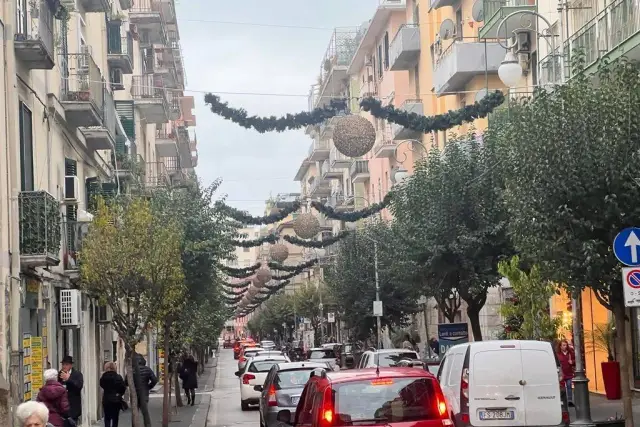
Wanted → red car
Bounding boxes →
[275,366,453,427]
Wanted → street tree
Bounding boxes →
[392,132,513,340]
[493,58,640,425]
[246,293,295,339]
[292,281,332,344]
[79,197,184,427]
[325,221,421,343]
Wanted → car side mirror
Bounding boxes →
[234,371,241,377]
[277,409,292,424]
[254,385,263,392]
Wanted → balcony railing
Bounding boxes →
[163,156,181,173]
[14,0,56,70]
[330,146,351,168]
[350,160,370,178]
[131,74,170,109]
[146,161,170,187]
[166,90,182,120]
[479,0,537,39]
[107,29,134,72]
[114,152,145,177]
[389,24,421,71]
[61,48,105,117]
[19,190,61,267]
[308,138,330,161]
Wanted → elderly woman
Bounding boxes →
[15,401,50,427]
[37,368,70,427]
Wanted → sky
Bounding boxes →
[175,0,380,214]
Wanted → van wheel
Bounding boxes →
[241,400,249,411]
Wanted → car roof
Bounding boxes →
[366,348,418,354]
[275,361,329,370]
[251,355,289,362]
[309,347,334,351]
[324,367,434,384]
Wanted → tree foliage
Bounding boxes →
[391,132,513,340]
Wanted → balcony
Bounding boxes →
[350,160,370,183]
[129,2,166,45]
[155,128,178,156]
[431,0,459,10]
[328,192,355,212]
[19,191,61,269]
[14,0,56,70]
[162,156,181,176]
[131,74,170,123]
[321,161,342,180]
[433,39,504,96]
[79,87,117,150]
[79,0,110,12]
[389,25,421,71]
[107,28,134,74]
[114,152,145,180]
[392,100,424,140]
[373,139,398,158]
[309,178,331,197]
[176,126,194,169]
[180,96,196,126]
[157,0,176,24]
[294,159,311,182]
[308,138,330,161]
[166,90,182,120]
[479,0,537,39]
[63,221,91,278]
[330,146,351,168]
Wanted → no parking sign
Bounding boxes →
[622,267,640,307]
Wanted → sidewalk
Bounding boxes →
[91,356,218,427]
[569,393,640,425]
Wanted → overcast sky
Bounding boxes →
[175,0,379,214]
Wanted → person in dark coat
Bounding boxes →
[59,355,83,424]
[126,355,158,409]
[179,355,198,406]
[37,369,70,427]
[100,361,127,427]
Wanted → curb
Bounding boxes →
[191,358,218,427]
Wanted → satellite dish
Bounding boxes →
[475,88,489,102]
[472,0,484,22]
[439,19,456,40]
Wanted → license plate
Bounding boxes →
[479,410,515,420]
[291,396,299,405]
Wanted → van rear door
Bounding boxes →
[469,343,525,426]
[520,342,562,426]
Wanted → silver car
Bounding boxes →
[256,361,332,427]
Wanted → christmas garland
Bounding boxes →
[204,94,347,133]
[216,201,301,225]
[311,193,392,222]
[283,230,350,248]
[222,294,244,305]
[268,258,318,272]
[359,91,505,133]
[223,280,251,289]
[231,234,278,248]
[218,263,262,278]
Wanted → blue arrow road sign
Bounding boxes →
[613,227,640,266]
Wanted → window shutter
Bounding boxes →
[115,100,135,140]
[65,158,77,176]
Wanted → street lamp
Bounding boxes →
[498,51,522,88]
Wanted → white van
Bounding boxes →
[436,340,568,427]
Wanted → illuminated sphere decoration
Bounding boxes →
[255,267,272,284]
[293,213,320,239]
[333,115,377,158]
[248,286,260,297]
[270,243,289,263]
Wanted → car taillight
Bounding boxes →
[242,373,255,384]
[433,382,453,426]
[268,385,278,407]
[461,368,469,399]
[319,387,334,426]
[240,356,246,362]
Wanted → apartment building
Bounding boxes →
[0,0,195,422]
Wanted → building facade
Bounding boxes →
[0,0,195,422]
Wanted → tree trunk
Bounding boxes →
[466,304,483,341]
[125,349,141,427]
[612,297,634,427]
[460,288,487,342]
[174,360,183,407]
[162,321,171,427]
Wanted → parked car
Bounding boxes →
[238,347,264,371]
[305,347,338,370]
[356,348,420,368]
[223,339,234,349]
[235,354,289,411]
[255,361,330,427]
[437,340,569,427]
[275,366,452,427]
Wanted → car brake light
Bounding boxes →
[433,382,453,426]
[320,387,334,426]
[371,378,393,386]
[242,373,255,384]
[240,356,246,362]
[268,385,277,407]
[461,368,469,399]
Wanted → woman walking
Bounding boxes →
[100,362,126,427]
[37,369,70,427]
[557,339,575,407]
[180,355,198,406]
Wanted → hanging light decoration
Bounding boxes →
[248,286,260,297]
[270,243,289,263]
[333,115,376,158]
[255,266,272,284]
[293,213,320,239]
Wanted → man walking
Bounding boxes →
[59,356,83,425]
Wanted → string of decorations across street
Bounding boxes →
[215,200,301,225]
[230,233,278,248]
[311,193,392,222]
[223,280,251,289]
[268,258,318,271]
[218,262,262,277]
[283,230,350,248]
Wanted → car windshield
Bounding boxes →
[333,378,440,423]
[249,359,287,373]
[309,349,335,359]
[244,350,261,358]
[378,352,418,367]
[274,369,314,389]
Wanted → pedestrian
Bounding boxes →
[16,401,50,427]
[126,355,158,410]
[402,334,414,350]
[100,361,127,427]
[179,354,198,406]
[557,339,575,407]
[429,337,440,356]
[37,369,70,427]
[58,356,83,425]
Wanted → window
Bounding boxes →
[243,247,250,253]
[309,349,335,359]
[19,102,34,191]
[249,360,286,373]
[275,369,316,390]
[383,32,390,69]
[377,351,418,367]
[377,44,383,78]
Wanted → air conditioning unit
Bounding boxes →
[97,305,112,324]
[64,175,80,202]
[60,289,81,327]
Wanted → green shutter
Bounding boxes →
[115,135,127,154]
[107,23,122,54]
[115,100,135,141]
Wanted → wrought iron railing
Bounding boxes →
[63,221,91,271]
[145,162,170,187]
[19,190,61,259]
[330,146,350,165]
[156,127,176,139]
[162,156,180,173]
[61,47,105,118]
[166,89,182,119]
[350,160,369,176]
[483,0,535,23]
[131,74,170,113]
[14,0,55,57]
[114,152,145,175]
[308,138,329,157]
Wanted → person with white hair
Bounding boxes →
[37,368,70,427]
[15,400,49,427]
